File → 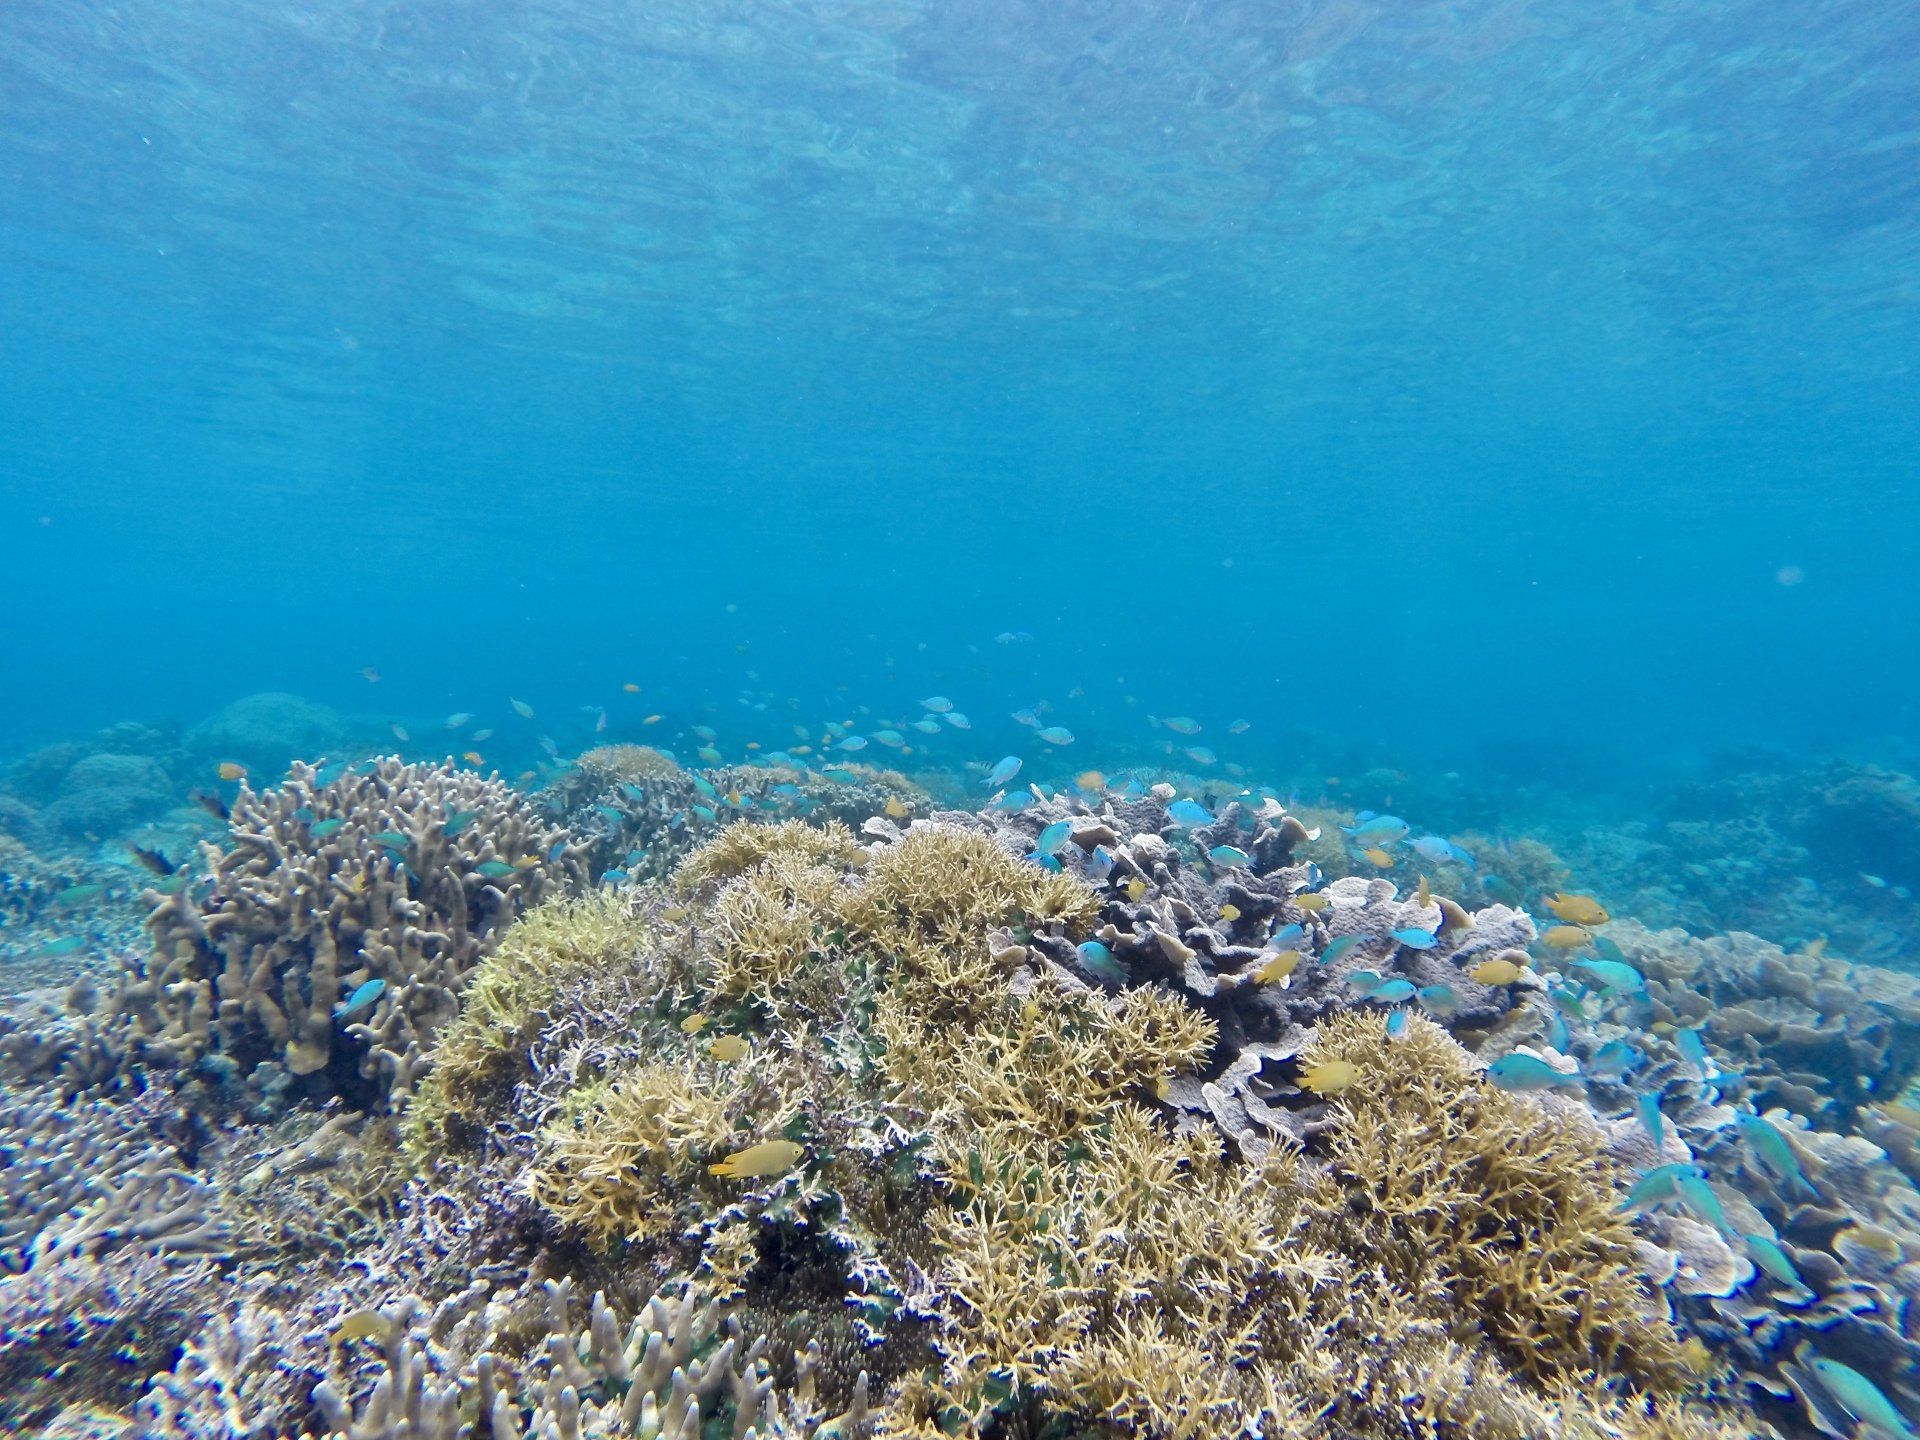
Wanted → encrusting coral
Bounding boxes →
[116,757,584,1111]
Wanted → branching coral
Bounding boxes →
[1299,1011,1691,1389]
[118,757,583,1111]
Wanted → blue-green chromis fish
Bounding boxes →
[1487,1053,1583,1090]
[1570,957,1645,993]
[1676,1173,1732,1233]
[1636,1092,1666,1150]
[1802,1351,1918,1440]
[1624,1162,1701,1210]
[1738,1113,1817,1197]
[1744,1234,1806,1291]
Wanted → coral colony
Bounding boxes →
[0,697,1918,1440]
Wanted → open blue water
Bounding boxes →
[2,0,1917,763]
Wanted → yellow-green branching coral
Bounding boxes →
[1298,1010,1693,1391]
[403,889,661,1161]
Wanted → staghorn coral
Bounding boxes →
[510,815,1745,1440]
[117,757,584,1111]
[403,888,667,1161]
[1298,1011,1691,1388]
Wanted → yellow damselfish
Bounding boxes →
[1300,1060,1359,1095]
[1470,958,1526,986]
[709,1139,804,1180]
[1545,893,1610,926]
[1255,950,1301,984]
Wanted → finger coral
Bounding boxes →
[119,757,584,1112]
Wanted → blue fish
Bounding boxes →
[1624,1162,1701,1210]
[984,756,1023,789]
[1386,1010,1410,1038]
[1347,970,1384,995]
[1341,815,1409,846]
[1321,935,1360,963]
[838,736,868,752]
[693,805,718,822]
[1417,984,1460,1015]
[1076,940,1125,983]
[595,805,624,825]
[1390,927,1437,950]
[1802,1354,1919,1440]
[335,978,386,1020]
[1545,1012,1571,1052]
[1744,1234,1806,1291]
[1636,1092,1666,1150]
[1588,1039,1644,1081]
[312,818,346,840]
[992,790,1034,813]
[1034,820,1072,855]
[1408,836,1463,865]
[691,776,720,800]
[1167,800,1215,828]
[1036,852,1063,872]
[1087,846,1116,881]
[444,810,479,836]
[1272,922,1305,946]
[1571,958,1645,995]
[1371,979,1416,1002]
[1487,1053,1583,1090]
[1676,1173,1732,1233]
[549,840,569,863]
[1208,844,1251,867]
[1675,1026,1715,1079]
[1591,935,1630,966]
[1737,1113,1817,1198]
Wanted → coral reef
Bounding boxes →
[117,757,585,1111]
[433,812,1743,1439]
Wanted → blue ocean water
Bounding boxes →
[2,0,1916,768]
[8,8,1920,1435]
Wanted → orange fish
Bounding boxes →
[1074,770,1107,792]
[461,751,484,764]
[217,761,247,782]
[643,714,663,725]
[1542,924,1592,949]
[622,682,641,693]
[1362,847,1394,868]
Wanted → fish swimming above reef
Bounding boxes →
[1166,800,1214,827]
[1208,844,1250,867]
[1342,814,1409,847]
[1737,1112,1817,1197]
[983,756,1022,788]
[1164,716,1202,735]
[1570,957,1645,994]
[1300,1060,1359,1095]
[1470,957,1528,986]
[1076,940,1125,983]
[709,1139,805,1180]
[920,695,953,713]
[1545,893,1610,926]
[1624,1162,1702,1211]
[1035,726,1075,745]
[1794,1348,1919,1440]
[1390,927,1437,950]
[1034,820,1072,855]
[1486,1053,1582,1090]
[1408,835,1474,866]
[335,978,385,1019]
[509,698,535,719]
